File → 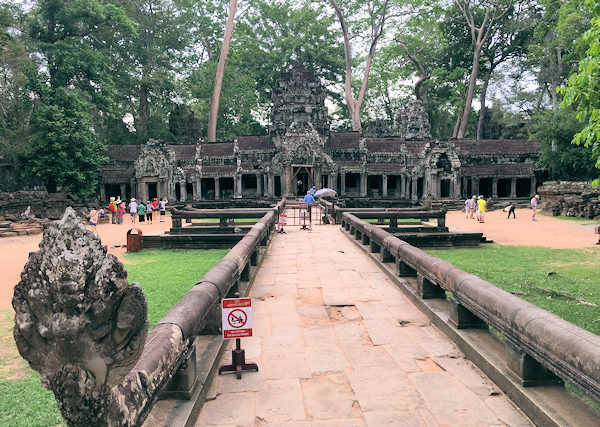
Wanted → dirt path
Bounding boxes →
[446,209,599,248]
[0,215,172,311]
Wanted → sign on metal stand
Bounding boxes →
[278,214,287,233]
[219,296,258,379]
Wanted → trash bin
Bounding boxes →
[127,228,143,252]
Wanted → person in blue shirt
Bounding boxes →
[309,186,316,196]
[302,190,316,229]
[303,191,315,206]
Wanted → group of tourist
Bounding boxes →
[102,197,169,225]
[464,194,541,222]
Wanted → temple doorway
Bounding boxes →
[291,164,313,196]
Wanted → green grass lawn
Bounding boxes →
[0,248,228,426]
[123,248,229,328]
[426,244,600,335]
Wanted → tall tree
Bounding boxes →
[561,0,600,183]
[328,0,403,133]
[207,0,237,142]
[26,0,131,196]
[454,0,514,138]
[475,2,535,139]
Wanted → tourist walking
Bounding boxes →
[129,198,138,223]
[151,198,159,221]
[159,197,168,222]
[465,196,475,219]
[530,194,540,221]
[476,195,487,223]
[108,197,116,224]
[137,202,146,223]
[145,201,153,224]
[116,202,125,224]
[88,207,99,236]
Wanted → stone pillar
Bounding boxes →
[196,177,202,200]
[382,175,388,198]
[100,185,106,202]
[130,178,137,199]
[510,177,517,198]
[341,172,346,196]
[256,174,262,197]
[397,175,403,198]
[180,181,187,201]
[283,168,291,197]
[235,174,242,198]
[214,178,220,200]
[411,175,418,201]
[530,176,537,196]
[492,178,498,198]
[453,173,461,198]
[119,184,126,200]
[472,177,480,196]
[360,172,367,197]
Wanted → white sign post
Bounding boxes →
[219,297,258,379]
[222,298,253,339]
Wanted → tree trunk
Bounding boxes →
[138,83,149,141]
[457,45,482,139]
[207,0,238,143]
[476,70,492,140]
[452,114,461,138]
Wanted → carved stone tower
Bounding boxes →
[396,99,432,140]
[270,63,329,144]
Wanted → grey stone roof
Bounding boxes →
[454,139,540,155]
[105,145,141,162]
[199,142,234,157]
[237,135,274,151]
[461,163,536,177]
[328,132,361,150]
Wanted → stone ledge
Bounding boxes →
[343,230,600,426]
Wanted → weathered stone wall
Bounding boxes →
[538,181,600,219]
[0,191,94,219]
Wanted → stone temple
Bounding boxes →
[99,63,542,203]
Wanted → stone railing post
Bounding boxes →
[12,207,148,426]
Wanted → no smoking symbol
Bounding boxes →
[227,309,247,328]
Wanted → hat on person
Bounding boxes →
[131,198,136,202]
[472,195,477,198]
[478,195,483,199]
[110,197,115,202]
[535,194,539,199]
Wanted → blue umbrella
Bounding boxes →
[314,188,337,197]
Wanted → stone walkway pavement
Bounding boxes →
[195,222,532,426]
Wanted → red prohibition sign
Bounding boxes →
[227,309,247,328]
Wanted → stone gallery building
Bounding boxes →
[99,64,543,203]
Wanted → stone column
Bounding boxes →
[256,173,262,197]
[119,184,126,200]
[472,177,480,196]
[400,175,406,198]
[283,167,291,197]
[235,174,242,198]
[411,175,418,201]
[530,176,537,196]
[180,181,187,201]
[130,178,137,199]
[100,185,106,202]
[196,177,202,200]
[341,172,346,196]
[510,177,517,198]
[492,178,498,198]
[396,175,402,198]
[192,178,198,200]
[360,172,367,197]
[382,175,388,198]
[214,178,220,200]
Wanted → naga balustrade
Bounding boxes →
[335,207,447,229]
[170,206,281,228]
[340,212,600,407]
[13,204,281,426]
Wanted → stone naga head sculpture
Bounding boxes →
[13,207,148,425]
